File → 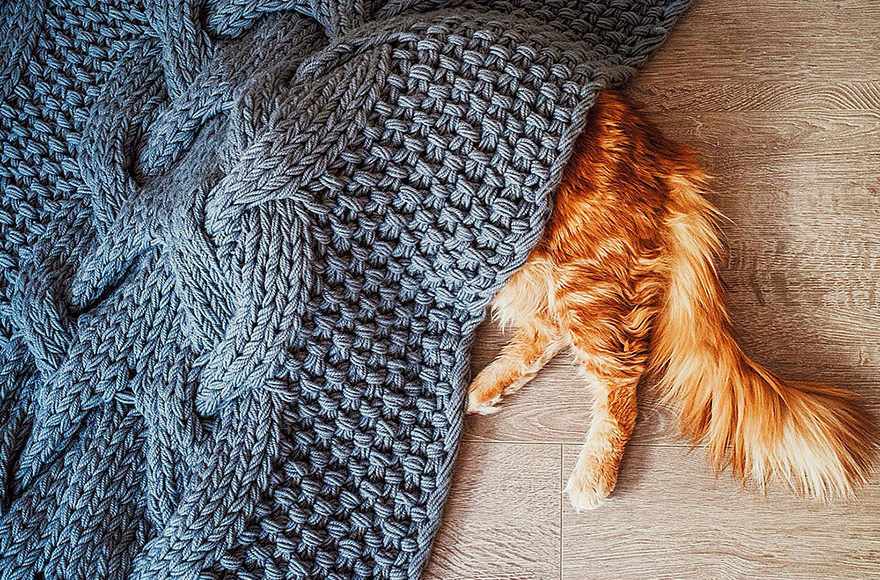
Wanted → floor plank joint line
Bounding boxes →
[559,444,564,580]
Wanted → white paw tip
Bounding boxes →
[565,482,612,512]
[466,395,502,415]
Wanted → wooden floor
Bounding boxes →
[423,2,880,578]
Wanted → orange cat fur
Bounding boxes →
[467,90,877,511]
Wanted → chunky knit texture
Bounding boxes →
[0,0,687,578]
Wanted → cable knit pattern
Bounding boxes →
[0,0,688,578]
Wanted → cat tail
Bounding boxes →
[649,166,877,499]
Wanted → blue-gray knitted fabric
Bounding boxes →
[0,0,688,578]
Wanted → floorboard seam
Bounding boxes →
[559,444,564,580]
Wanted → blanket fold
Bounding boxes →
[0,0,688,577]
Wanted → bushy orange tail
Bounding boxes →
[650,168,877,498]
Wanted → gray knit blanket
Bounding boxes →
[0,0,688,577]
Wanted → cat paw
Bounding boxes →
[565,468,616,511]
[466,370,508,415]
[465,390,503,415]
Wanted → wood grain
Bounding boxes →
[430,0,880,577]
[422,440,561,580]
[650,111,880,174]
[637,1,880,84]
[627,81,880,113]
[561,445,880,580]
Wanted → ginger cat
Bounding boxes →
[466,90,877,511]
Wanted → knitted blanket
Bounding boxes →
[0,0,688,578]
